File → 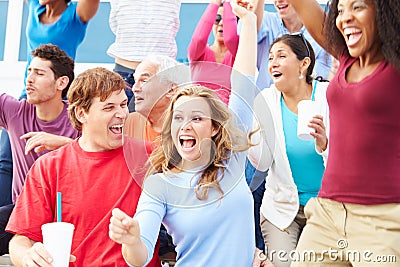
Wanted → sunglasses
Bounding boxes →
[290,32,311,58]
[214,14,222,25]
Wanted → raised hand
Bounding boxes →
[211,0,222,5]
[109,208,141,246]
[233,0,254,14]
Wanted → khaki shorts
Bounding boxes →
[291,198,400,267]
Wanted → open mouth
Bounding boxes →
[179,135,196,149]
[344,28,362,46]
[109,124,124,135]
[276,4,288,10]
[271,71,283,78]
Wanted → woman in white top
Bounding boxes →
[248,34,330,267]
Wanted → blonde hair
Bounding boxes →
[147,85,252,200]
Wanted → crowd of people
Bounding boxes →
[0,0,399,266]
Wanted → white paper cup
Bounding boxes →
[297,100,320,140]
[41,222,74,267]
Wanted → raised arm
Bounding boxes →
[76,0,100,23]
[254,0,265,32]
[222,2,239,57]
[287,0,331,55]
[232,1,257,76]
[187,2,219,61]
[229,1,257,133]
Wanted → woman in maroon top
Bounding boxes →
[286,0,400,265]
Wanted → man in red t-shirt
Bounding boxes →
[6,68,160,267]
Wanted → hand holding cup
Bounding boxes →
[41,222,75,267]
[22,242,53,267]
[297,100,320,140]
[309,114,328,152]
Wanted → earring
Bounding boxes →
[299,73,304,79]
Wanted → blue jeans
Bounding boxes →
[114,64,135,112]
[245,158,267,251]
[0,204,14,255]
[0,130,12,207]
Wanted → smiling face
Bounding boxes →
[268,41,306,92]
[78,90,128,152]
[335,0,379,58]
[274,0,297,20]
[170,96,218,170]
[25,57,61,105]
[133,61,172,118]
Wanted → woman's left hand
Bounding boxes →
[309,115,328,152]
[252,248,275,267]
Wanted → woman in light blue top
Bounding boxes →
[248,34,330,267]
[108,2,265,267]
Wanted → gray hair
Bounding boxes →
[143,54,190,86]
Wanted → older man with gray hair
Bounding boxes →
[124,55,189,265]
[124,54,189,141]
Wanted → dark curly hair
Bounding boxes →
[324,0,400,70]
[31,44,75,98]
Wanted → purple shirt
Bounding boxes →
[0,94,80,202]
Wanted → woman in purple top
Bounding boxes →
[287,0,400,265]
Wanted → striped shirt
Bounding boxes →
[107,0,181,61]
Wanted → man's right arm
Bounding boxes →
[254,0,265,32]
[9,234,53,267]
